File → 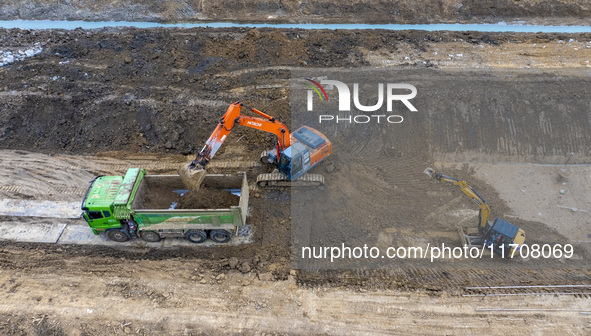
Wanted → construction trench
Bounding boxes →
[0,24,590,334]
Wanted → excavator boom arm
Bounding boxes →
[193,102,291,167]
[434,172,491,230]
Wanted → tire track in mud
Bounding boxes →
[297,267,591,293]
[0,265,587,335]
[463,286,591,298]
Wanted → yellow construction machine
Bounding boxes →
[425,168,525,258]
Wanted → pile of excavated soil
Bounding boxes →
[1,27,590,157]
[177,187,239,209]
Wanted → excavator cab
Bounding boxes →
[483,218,526,257]
[273,126,331,180]
[278,143,311,180]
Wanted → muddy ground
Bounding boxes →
[1,0,591,25]
[0,27,590,334]
[1,28,590,156]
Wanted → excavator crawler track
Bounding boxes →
[256,173,324,188]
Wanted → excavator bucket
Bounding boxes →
[179,162,207,191]
[423,167,435,178]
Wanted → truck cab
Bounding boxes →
[81,175,124,234]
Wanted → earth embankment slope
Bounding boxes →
[0,0,590,24]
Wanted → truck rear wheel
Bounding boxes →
[140,231,161,242]
[210,229,231,243]
[107,229,129,242]
[186,230,207,243]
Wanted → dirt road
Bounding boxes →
[0,243,589,335]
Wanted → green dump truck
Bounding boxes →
[81,168,249,244]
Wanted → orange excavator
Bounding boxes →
[182,102,332,187]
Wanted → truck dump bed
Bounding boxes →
[130,173,249,228]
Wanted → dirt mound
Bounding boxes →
[1,27,589,157]
[177,187,239,209]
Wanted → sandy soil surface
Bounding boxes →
[0,27,590,334]
[0,0,590,25]
[0,247,589,335]
[435,161,591,247]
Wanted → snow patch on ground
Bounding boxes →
[0,43,43,66]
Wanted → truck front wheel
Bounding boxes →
[210,229,231,243]
[107,229,129,242]
[140,231,161,242]
[186,230,207,243]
